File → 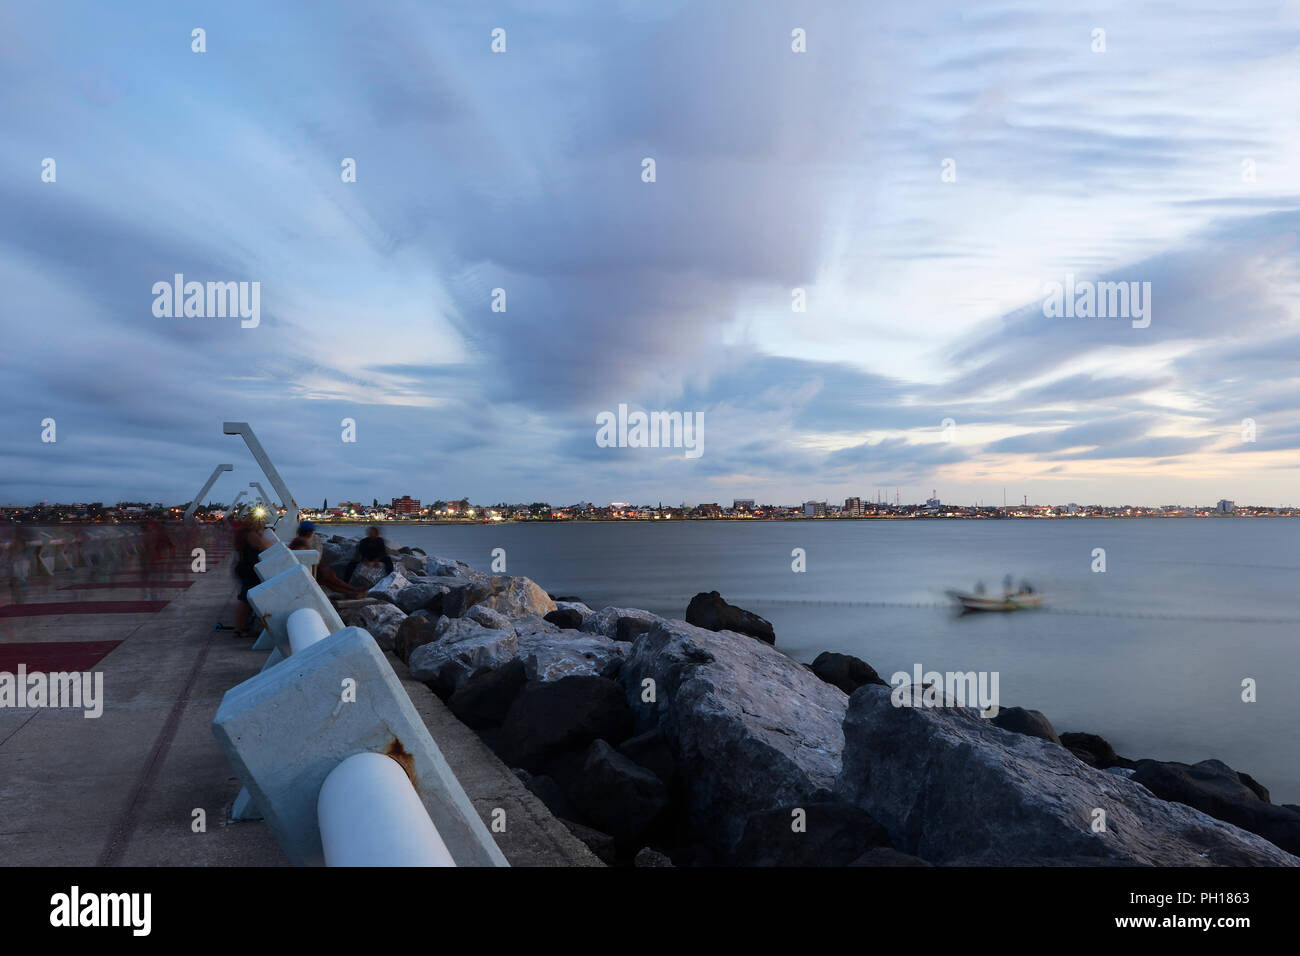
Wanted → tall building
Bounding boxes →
[391,495,421,515]
[733,498,755,511]
[803,500,826,516]
[844,496,862,516]
[1216,499,1235,513]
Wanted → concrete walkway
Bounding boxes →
[0,544,598,867]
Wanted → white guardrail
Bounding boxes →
[212,537,507,867]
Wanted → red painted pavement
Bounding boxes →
[0,640,123,672]
[0,600,171,618]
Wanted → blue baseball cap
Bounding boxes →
[296,520,316,535]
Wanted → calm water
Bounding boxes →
[312,519,1300,802]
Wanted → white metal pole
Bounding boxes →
[286,607,332,654]
[317,752,455,867]
[186,464,233,525]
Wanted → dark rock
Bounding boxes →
[499,676,634,771]
[834,683,1298,866]
[433,580,494,618]
[395,581,450,614]
[849,847,933,867]
[620,619,847,854]
[549,594,584,603]
[732,801,892,866]
[1060,732,1133,769]
[1131,759,1300,856]
[544,608,585,630]
[393,611,439,664]
[615,616,654,643]
[568,739,669,845]
[447,659,528,729]
[634,847,674,867]
[617,727,678,788]
[991,706,1062,745]
[513,769,577,821]
[1238,771,1271,803]
[559,819,617,864]
[810,651,888,694]
[685,591,775,643]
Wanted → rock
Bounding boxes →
[498,676,634,771]
[447,659,528,729]
[581,606,661,639]
[393,611,439,663]
[394,581,451,614]
[1131,759,1300,856]
[467,604,514,632]
[348,563,386,590]
[321,540,351,574]
[516,631,629,682]
[554,600,594,622]
[407,617,518,696]
[544,608,585,630]
[732,801,892,866]
[685,591,775,644]
[513,769,577,821]
[512,614,560,637]
[634,847,673,867]
[1060,732,1133,769]
[568,739,669,845]
[618,727,678,788]
[810,651,888,694]
[432,579,494,618]
[849,847,932,867]
[366,570,411,604]
[620,619,848,853]
[991,706,1062,745]
[559,819,616,865]
[481,576,556,618]
[429,555,472,577]
[835,684,1299,866]
[615,616,654,643]
[397,553,428,575]
[354,602,407,652]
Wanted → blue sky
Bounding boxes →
[2,0,1298,507]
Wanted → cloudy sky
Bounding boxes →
[2,0,1298,508]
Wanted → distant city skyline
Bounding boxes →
[3,2,1298,508]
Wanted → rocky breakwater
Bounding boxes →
[320,535,1299,867]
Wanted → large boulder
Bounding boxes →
[394,580,451,614]
[366,570,412,604]
[544,607,585,630]
[498,676,633,771]
[618,727,678,788]
[393,611,439,663]
[516,631,629,682]
[447,659,528,729]
[991,706,1062,745]
[568,739,669,845]
[620,619,848,853]
[481,576,556,619]
[581,606,661,639]
[732,801,892,866]
[397,553,428,575]
[1131,759,1300,856]
[432,579,495,618]
[466,604,514,632]
[353,602,407,652]
[834,684,1299,866]
[554,600,594,623]
[348,563,387,590]
[685,591,775,644]
[810,651,888,694]
[407,616,518,695]
[1060,731,1133,769]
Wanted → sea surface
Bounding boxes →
[308,518,1300,803]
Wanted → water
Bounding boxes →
[312,518,1300,802]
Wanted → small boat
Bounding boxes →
[947,589,1044,613]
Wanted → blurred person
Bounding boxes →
[290,520,365,598]
[231,511,276,638]
[343,525,393,581]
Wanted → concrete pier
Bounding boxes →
[0,536,598,867]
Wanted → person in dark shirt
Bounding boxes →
[344,525,393,582]
[291,520,367,598]
[231,512,275,637]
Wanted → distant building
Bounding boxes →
[803,500,826,517]
[695,502,722,518]
[391,495,421,515]
[733,499,755,512]
[1217,499,1235,513]
[337,501,363,512]
[844,496,862,516]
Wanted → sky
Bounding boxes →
[1,0,1298,508]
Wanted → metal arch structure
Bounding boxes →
[227,490,248,517]
[250,482,279,518]
[185,464,233,525]
[223,422,300,532]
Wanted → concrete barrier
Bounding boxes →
[213,626,507,866]
[247,564,344,654]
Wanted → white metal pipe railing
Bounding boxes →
[317,752,455,867]
[286,607,332,654]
